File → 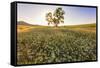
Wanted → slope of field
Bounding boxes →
[17,23,96,33]
[17,25,34,32]
[17,23,96,65]
[17,25,49,32]
[61,23,96,33]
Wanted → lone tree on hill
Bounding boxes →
[46,7,65,27]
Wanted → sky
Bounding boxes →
[17,3,96,26]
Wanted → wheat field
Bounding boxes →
[17,24,96,65]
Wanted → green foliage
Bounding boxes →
[46,12,53,25]
[17,28,96,65]
[46,7,65,27]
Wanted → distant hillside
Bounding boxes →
[74,23,96,27]
[17,21,43,26]
[63,23,96,28]
[17,21,32,25]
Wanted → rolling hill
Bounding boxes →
[17,21,32,25]
[17,21,42,26]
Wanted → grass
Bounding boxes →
[17,24,96,65]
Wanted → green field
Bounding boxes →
[17,24,96,65]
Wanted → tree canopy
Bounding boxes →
[46,7,65,27]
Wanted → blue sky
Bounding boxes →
[17,3,96,26]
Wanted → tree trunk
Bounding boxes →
[55,24,58,27]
